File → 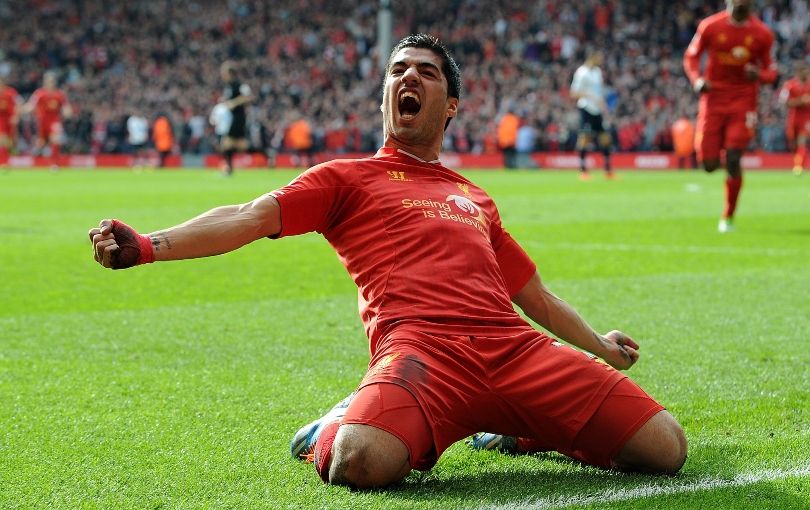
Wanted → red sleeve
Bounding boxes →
[489,208,536,296]
[268,162,351,238]
[683,19,709,85]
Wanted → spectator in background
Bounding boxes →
[185,114,208,155]
[671,117,697,170]
[570,50,614,180]
[126,111,150,168]
[152,113,174,168]
[248,109,275,168]
[515,117,537,169]
[779,60,810,175]
[0,1,807,159]
[285,112,313,167]
[758,112,787,153]
[497,109,519,169]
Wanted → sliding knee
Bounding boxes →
[327,425,410,489]
[615,411,688,475]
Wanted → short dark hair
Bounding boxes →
[386,33,461,101]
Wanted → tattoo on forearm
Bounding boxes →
[150,232,172,251]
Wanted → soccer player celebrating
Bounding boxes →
[0,76,21,165]
[570,50,614,180]
[89,34,686,489]
[779,60,810,176]
[683,0,777,233]
[24,71,72,168]
[218,61,253,176]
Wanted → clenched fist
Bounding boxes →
[88,219,154,269]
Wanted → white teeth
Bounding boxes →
[400,91,420,105]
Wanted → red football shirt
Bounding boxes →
[684,11,776,112]
[0,86,20,120]
[270,147,537,352]
[780,77,810,130]
[30,88,67,121]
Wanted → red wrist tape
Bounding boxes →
[136,233,155,265]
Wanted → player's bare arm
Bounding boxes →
[512,273,639,370]
[226,94,253,110]
[89,193,281,269]
[20,97,35,116]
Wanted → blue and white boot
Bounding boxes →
[290,392,355,460]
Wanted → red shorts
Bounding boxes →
[695,108,755,161]
[37,118,62,141]
[0,118,12,136]
[343,327,663,470]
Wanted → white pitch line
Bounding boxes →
[524,241,803,257]
[476,466,810,510]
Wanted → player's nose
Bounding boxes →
[400,66,420,86]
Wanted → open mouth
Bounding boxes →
[398,91,421,120]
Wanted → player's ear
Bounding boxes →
[446,97,458,119]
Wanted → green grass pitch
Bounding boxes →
[1,167,808,509]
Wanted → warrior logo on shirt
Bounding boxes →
[388,170,411,181]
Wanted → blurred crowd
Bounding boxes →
[0,0,808,157]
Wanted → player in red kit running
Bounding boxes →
[683,0,776,233]
[88,34,686,488]
[779,60,810,176]
[23,71,72,167]
[0,76,21,164]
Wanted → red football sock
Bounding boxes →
[724,176,743,219]
[0,146,8,163]
[313,420,341,483]
[516,437,552,453]
[50,143,61,164]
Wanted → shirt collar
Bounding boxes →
[374,146,442,165]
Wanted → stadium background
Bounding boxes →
[1,0,808,167]
[2,2,810,509]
